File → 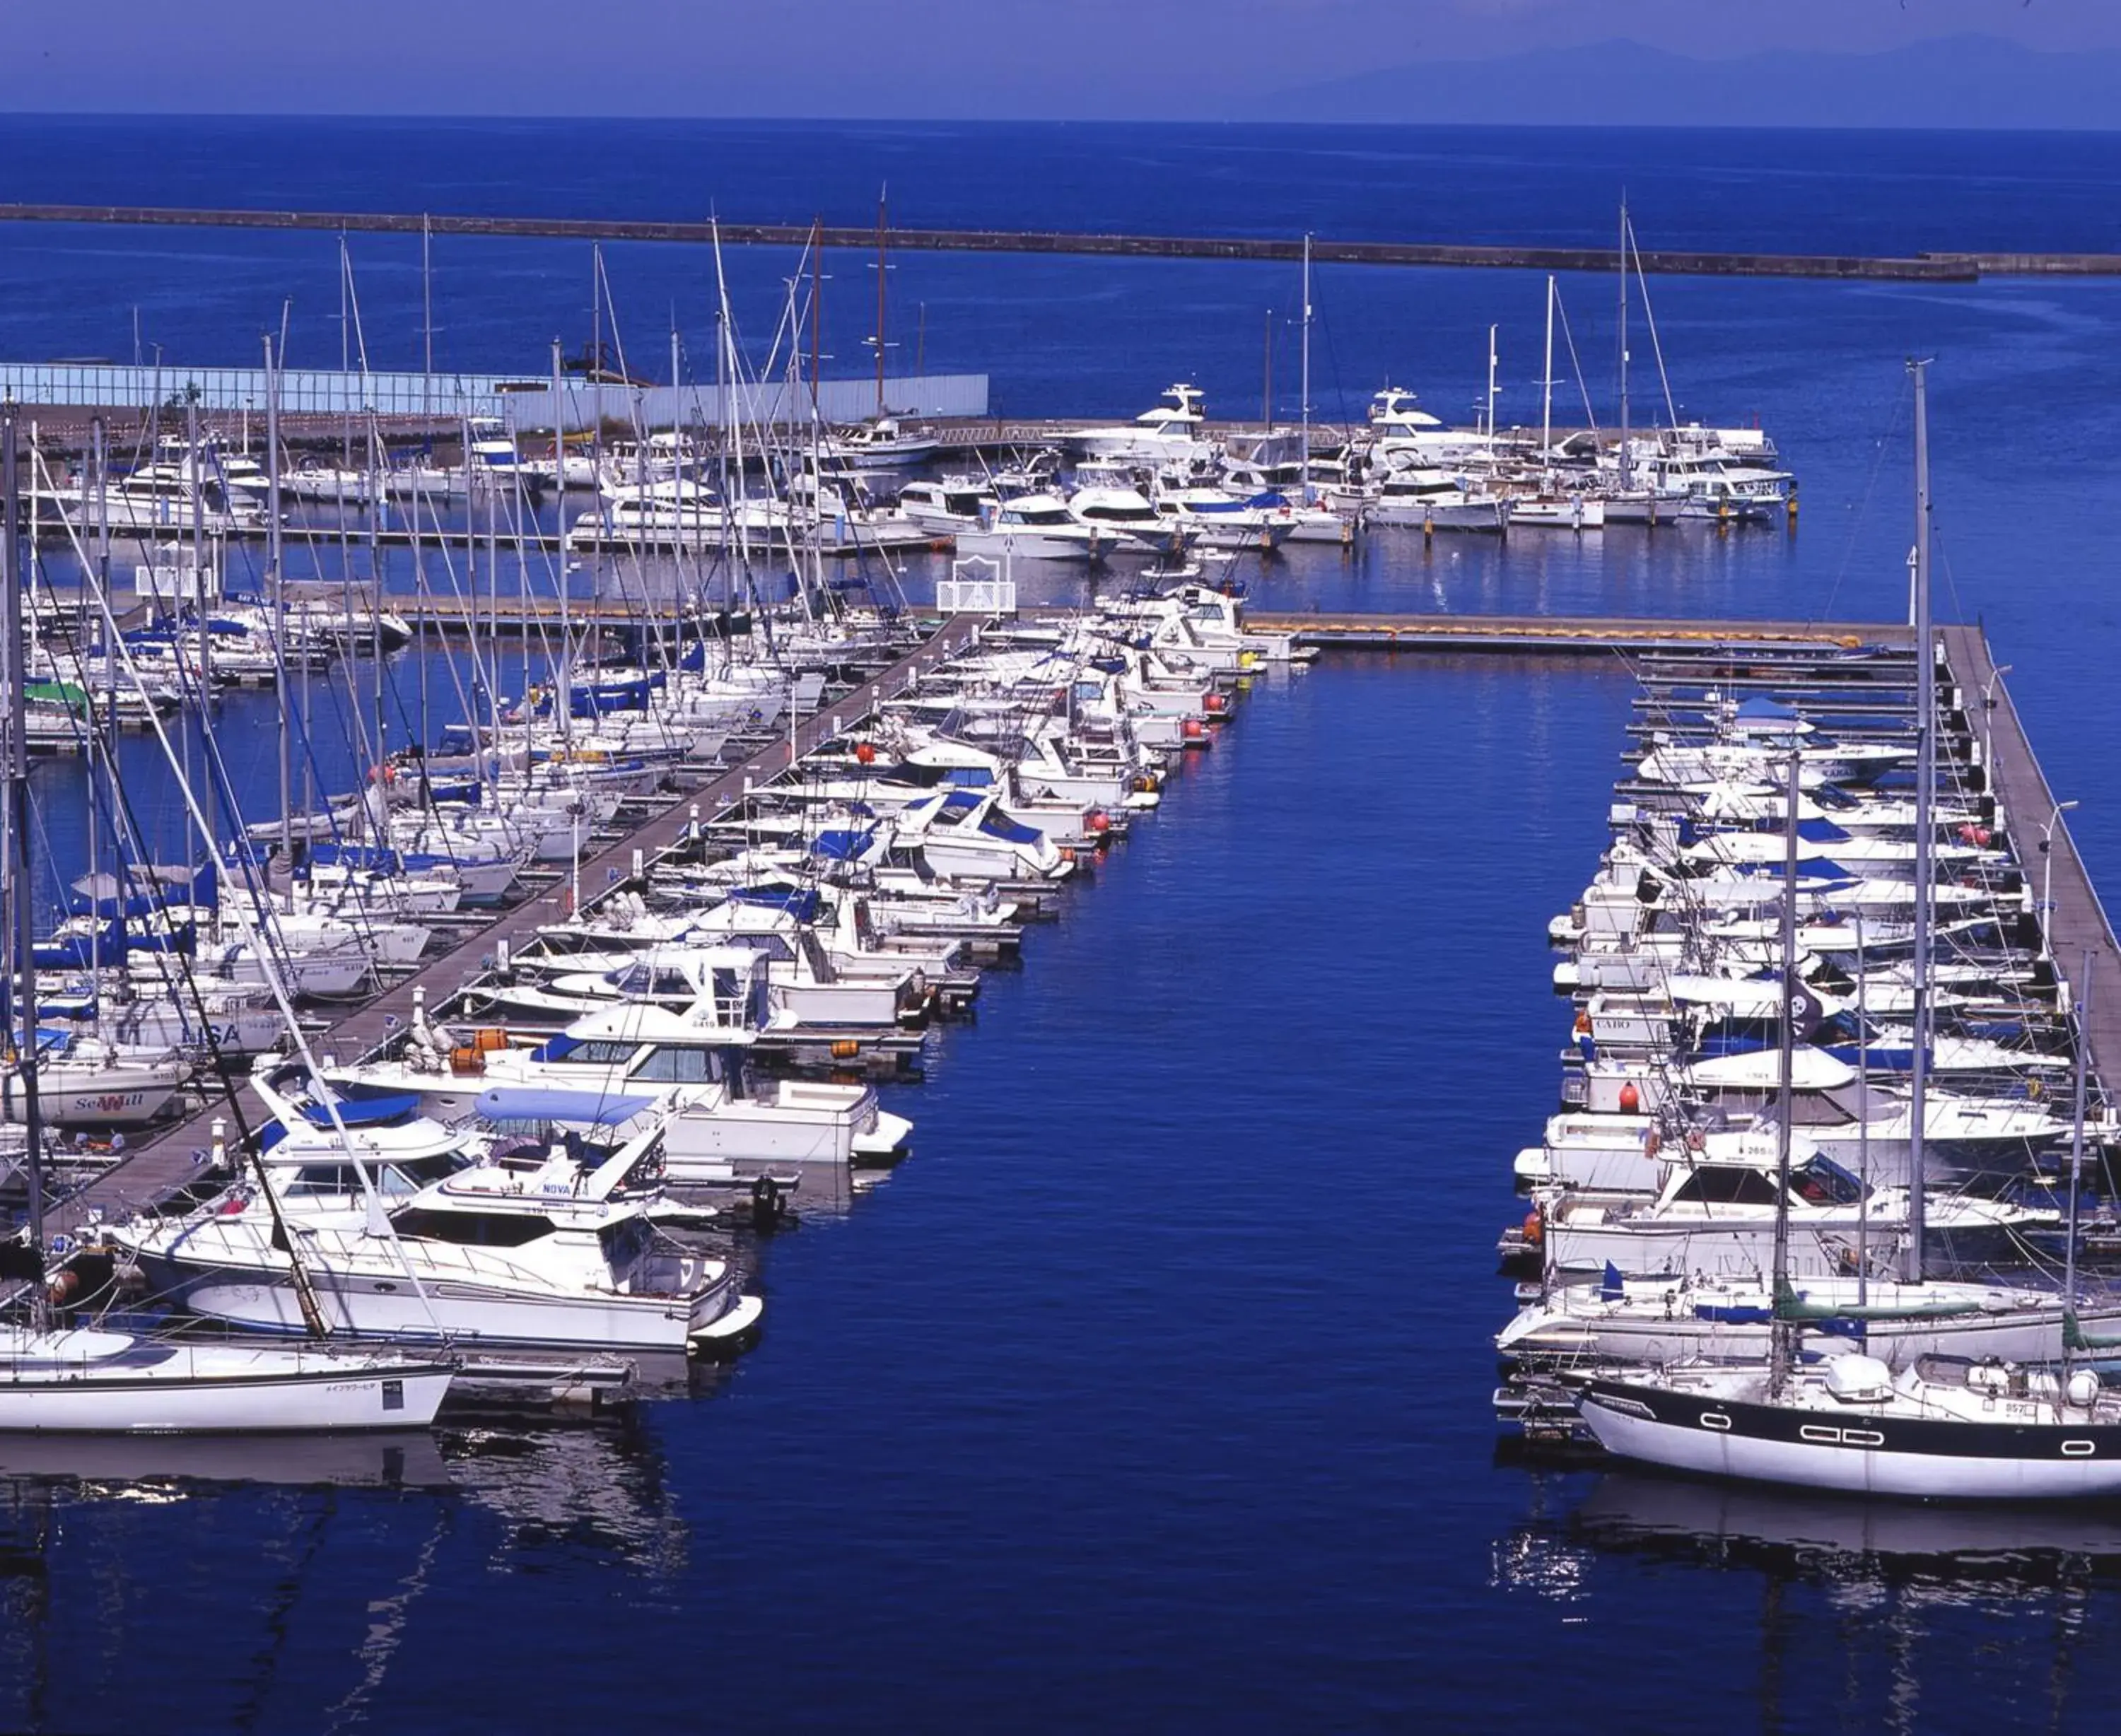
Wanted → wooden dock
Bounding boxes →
[45,614,987,1237]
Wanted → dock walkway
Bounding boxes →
[46,614,987,1237]
[1248,612,1910,656]
[1941,623,2121,1087]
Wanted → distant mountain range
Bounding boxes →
[1267,36,2121,130]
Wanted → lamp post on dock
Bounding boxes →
[2041,798,2080,945]
[1980,663,2012,783]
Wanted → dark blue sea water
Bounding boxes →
[7,120,2121,1732]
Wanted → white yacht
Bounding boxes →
[953,494,1113,563]
[1067,384,1213,464]
[115,1122,759,1358]
[822,416,941,469]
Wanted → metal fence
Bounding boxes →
[0,361,988,426]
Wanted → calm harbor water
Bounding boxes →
[6,120,2121,1730]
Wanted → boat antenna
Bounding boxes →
[1769,746,1801,1395]
[1905,356,1934,1284]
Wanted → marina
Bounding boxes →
[8,100,2121,1733]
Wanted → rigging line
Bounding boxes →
[1625,213,1681,431]
[1552,286,1600,433]
[32,451,330,1009]
[1932,526,1972,631]
[66,541,442,1327]
[1811,371,1910,632]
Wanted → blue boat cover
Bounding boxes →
[979,809,1044,845]
[476,1086,657,1127]
[811,828,877,862]
[298,1093,423,1128]
[729,886,822,921]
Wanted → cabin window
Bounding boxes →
[561,1040,643,1066]
[390,1207,557,1247]
[633,1045,720,1084]
[284,1163,359,1196]
[1669,1168,1782,1206]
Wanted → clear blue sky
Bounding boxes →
[9,0,2119,117]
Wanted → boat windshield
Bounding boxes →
[1669,1166,1782,1207]
[1790,1156,1867,1207]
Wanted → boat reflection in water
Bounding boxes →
[440,1407,691,1573]
[1570,1471,2121,1590]
[1492,1469,2121,1727]
[0,1429,452,1494]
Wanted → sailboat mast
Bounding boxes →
[1299,233,1312,504]
[1769,747,1801,1393]
[1541,273,1555,456]
[873,189,888,418]
[2,405,49,1268]
[1484,326,1498,440]
[265,334,291,865]
[552,339,572,749]
[421,212,434,419]
[1906,358,1934,1282]
[1617,197,1632,488]
[2065,950,2093,1356]
[1261,307,1274,431]
[810,216,824,411]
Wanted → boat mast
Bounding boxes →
[1617,197,1632,488]
[872,187,888,419]
[1541,273,1555,459]
[1484,324,1498,442]
[551,338,573,750]
[1769,747,1801,1395]
[810,215,824,414]
[1905,358,1934,1283]
[264,334,291,865]
[421,212,434,421]
[1299,233,1312,504]
[1854,913,1869,1308]
[2064,949,2093,1366]
[1261,307,1273,431]
[2,404,51,1281]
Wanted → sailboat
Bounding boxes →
[1572,366,2121,1499]
[821,192,940,469]
[0,406,456,1433]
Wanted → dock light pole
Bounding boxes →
[1980,663,2011,781]
[2041,799,2081,942]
